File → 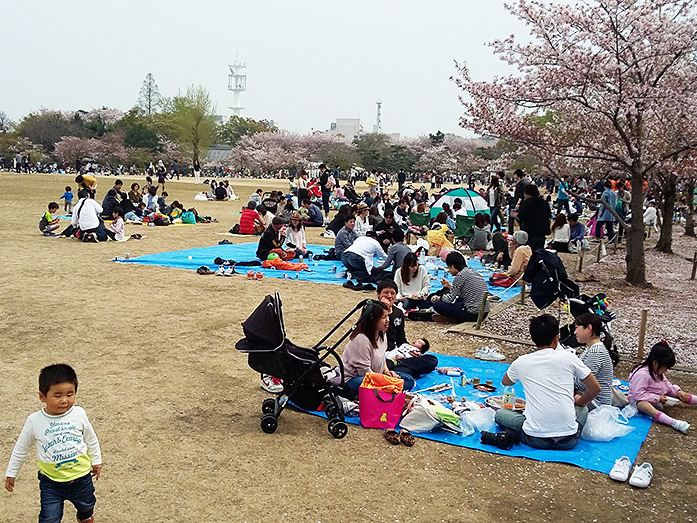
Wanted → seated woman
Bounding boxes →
[395,252,431,311]
[468,212,492,250]
[573,313,614,407]
[491,230,532,287]
[340,300,415,391]
[286,213,312,258]
[492,231,513,268]
[325,204,352,237]
[548,213,571,252]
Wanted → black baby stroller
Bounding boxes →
[523,249,620,366]
[236,292,371,439]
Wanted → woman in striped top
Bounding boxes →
[573,312,614,406]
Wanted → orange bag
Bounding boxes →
[360,372,404,394]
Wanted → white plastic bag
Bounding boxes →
[460,407,496,433]
[400,397,441,433]
[581,405,635,441]
[621,403,638,419]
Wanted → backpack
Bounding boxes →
[153,216,170,226]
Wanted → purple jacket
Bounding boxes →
[628,366,681,404]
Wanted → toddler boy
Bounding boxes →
[39,202,61,236]
[5,364,102,523]
[60,186,74,213]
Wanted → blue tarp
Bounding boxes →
[115,242,522,301]
[301,353,652,474]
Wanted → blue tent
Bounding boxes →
[430,187,489,218]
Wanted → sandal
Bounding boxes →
[400,430,416,447]
[197,266,214,275]
[384,429,400,445]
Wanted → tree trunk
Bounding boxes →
[685,177,696,237]
[655,173,676,253]
[625,170,648,286]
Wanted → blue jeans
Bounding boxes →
[39,472,96,523]
[346,372,415,392]
[341,251,370,282]
[433,299,484,323]
[489,206,501,232]
[495,406,588,450]
[401,297,432,311]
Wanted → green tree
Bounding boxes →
[16,110,83,152]
[170,85,217,165]
[124,124,161,151]
[429,130,445,146]
[137,73,163,116]
[354,133,391,171]
[384,144,418,172]
[217,116,277,146]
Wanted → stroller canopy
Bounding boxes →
[523,250,580,309]
[236,293,286,353]
[430,187,489,218]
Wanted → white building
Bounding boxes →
[326,118,362,139]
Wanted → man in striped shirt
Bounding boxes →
[431,251,490,322]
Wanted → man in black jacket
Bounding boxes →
[513,184,551,252]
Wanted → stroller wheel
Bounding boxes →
[325,402,340,420]
[261,414,278,434]
[262,398,276,415]
[328,419,348,439]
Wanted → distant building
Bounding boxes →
[326,118,363,139]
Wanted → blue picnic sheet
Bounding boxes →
[114,242,521,301]
[300,353,652,475]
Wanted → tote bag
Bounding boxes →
[358,388,405,429]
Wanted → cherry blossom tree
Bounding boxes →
[53,136,95,165]
[454,0,697,286]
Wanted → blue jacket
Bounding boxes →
[598,189,617,222]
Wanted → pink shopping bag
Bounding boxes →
[358,387,406,429]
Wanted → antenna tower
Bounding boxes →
[228,55,247,116]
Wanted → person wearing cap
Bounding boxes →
[285,213,311,258]
[301,198,324,227]
[256,216,290,260]
[354,202,371,236]
[493,231,532,284]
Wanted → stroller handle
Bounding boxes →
[313,299,371,349]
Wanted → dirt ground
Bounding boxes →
[1,172,695,522]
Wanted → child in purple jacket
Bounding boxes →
[629,341,696,434]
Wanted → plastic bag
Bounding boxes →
[460,407,496,433]
[621,403,638,419]
[581,405,635,441]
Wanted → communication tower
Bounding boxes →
[228,58,247,116]
[375,100,382,133]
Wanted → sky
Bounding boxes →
[0,1,531,138]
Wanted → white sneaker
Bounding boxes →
[261,374,283,394]
[478,347,505,361]
[673,420,690,434]
[609,456,632,482]
[223,267,235,276]
[628,462,653,488]
[216,265,225,276]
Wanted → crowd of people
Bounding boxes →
[39,174,214,242]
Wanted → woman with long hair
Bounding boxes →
[468,212,492,251]
[573,313,614,406]
[354,202,371,236]
[549,213,571,252]
[341,300,414,390]
[395,252,431,311]
[286,212,311,257]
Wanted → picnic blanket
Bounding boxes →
[114,243,522,300]
[298,353,652,474]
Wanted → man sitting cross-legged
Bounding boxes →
[495,314,601,450]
